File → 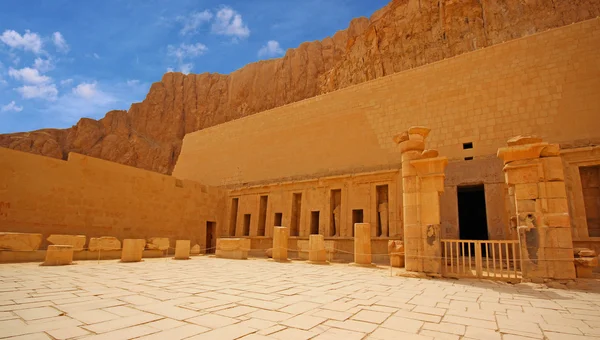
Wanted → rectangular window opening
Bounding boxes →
[243,214,251,236]
[351,209,364,237]
[464,156,474,161]
[463,142,473,149]
[310,211,320,235]
[258,195,268,236]
[274,213,283,227]
[376,185,389,237]
[291,193,302,236]
[229,198,239,236]
[330,189,342,237]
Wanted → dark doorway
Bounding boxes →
[229,198,239,236]
[274,213,283,227]
[243,214,251,236]
[291,193,302,236]
[580,166,600,237]
[310,211,320,235]
[206,221,216,254]
[458,185,489,241]
[352,209,364,237]
[258,195,268,236]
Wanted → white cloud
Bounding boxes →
[126,79,139,86]
[258,40,284,58]
[8,67,51,84]
[166,67,174,73]
[33,57,54,72]
[0,29,43,54]
[15,84,58,101]
[1,101,23,112]
[93,53,100,59]
[211,7,250,39]
[72,82,99,99]
[179,63,193,74]
[178,10,213,35]
[60,78,73,86]
[167,43,208,59]
[52,32,69,52]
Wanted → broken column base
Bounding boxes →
[216,238,250,260]
[42,245,74,266]
[174,240,191,260]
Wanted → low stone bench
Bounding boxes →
[216,238,250,260]
[0,232,42,251]
[47,235,86,251]
[43,245,73,266]
[174,240,190,260]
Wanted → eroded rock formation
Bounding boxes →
[2,0,599,174]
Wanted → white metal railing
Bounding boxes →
[442,239,521,280]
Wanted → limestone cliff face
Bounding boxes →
[2,0,599,174]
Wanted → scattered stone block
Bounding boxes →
[0,232,42,251]
[273,227,289,262]
[121,239,145,262]
[507,135,543,146]
[146,237,169,251]
[190,244,200,255]
[42,245,74,266]
[308,235,326,263]
[47,235,86,251]
[265,248,273,258]
[174,240,191,260]
[89,237,121,251]
[574,248,598,278]
[353,223,372,265]
[216,238,250,260]
[388,240,405,268]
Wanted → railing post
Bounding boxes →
[475,241,483,278]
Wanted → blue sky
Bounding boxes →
[0,0,388,134]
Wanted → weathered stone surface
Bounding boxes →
[121,239,145,262]
[507,135,544,146]
[89,237,121,251]
[265,248,273,258]
[174,240,190,260]
[43,245,73,266]
[0,232,42,251]
[190,244,200,255]
[47,235,86,251]
[146,237,169,251]
[2,1,598,174]
[216,238,250,260]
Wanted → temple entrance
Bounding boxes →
[580,165,600,237]
[206,221,216,254]
[458,185,489,241]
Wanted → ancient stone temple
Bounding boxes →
[1,15,599,280]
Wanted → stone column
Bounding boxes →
[43,245,74,266]
[354,223,372,265]
[174,240,191,260]
[272,227,288,262]
[309,234,327,263]
[121,239,145,262]
[497,136,576,280]
[394,127,448,275]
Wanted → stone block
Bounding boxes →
[411,157,448,176]
[43,245,73,266]
[538,198,569,214]
[576,266,594,278]
[47,235,86,251]
[542,213,571,228]
[541,157,565,181]
[538,182,567,198]
[216,238,250,260]
[514,183,539,200]
[272,227,288,262]
[497,143,547,164]
[174,240,190,260]
[121,239,145,262]
[0,232,42,251]
[190,244,200,255]
[507,136,543,146]
[354,223,372,265]
[503,162,543,185]
[89,237,121,251]
[516,199,537,213]
[146,237,170,251]
[308,234,326,263]
[399,140,425,153]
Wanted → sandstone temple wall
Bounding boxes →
[0,148,227,249]
[174,18,600,188]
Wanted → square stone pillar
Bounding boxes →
[309,234,327,263]
[42,245,74,266]
[272,227,288,262]
[354,223,372,265]
[121,239,146,262]
[498,136,576,280]
[394,127,447,275]
[174,240,191,260]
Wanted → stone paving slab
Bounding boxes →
[0,257,599,339]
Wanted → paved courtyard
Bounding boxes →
[0,257,599,340]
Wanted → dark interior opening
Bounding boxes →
[310,211,320,235]
[243,214,251,236]
[458,185,488,241]
[206,221,216,254]
[229,198,239,236]
[291,193,302,236]
[352,209,364,237]
[580,165,600,237]
[464,157,473,161]
[258,195,268,236]
[274,213,283,227]
[376,185,389,237]
[463,142,473,149]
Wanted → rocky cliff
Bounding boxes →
[2,0,599,174]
